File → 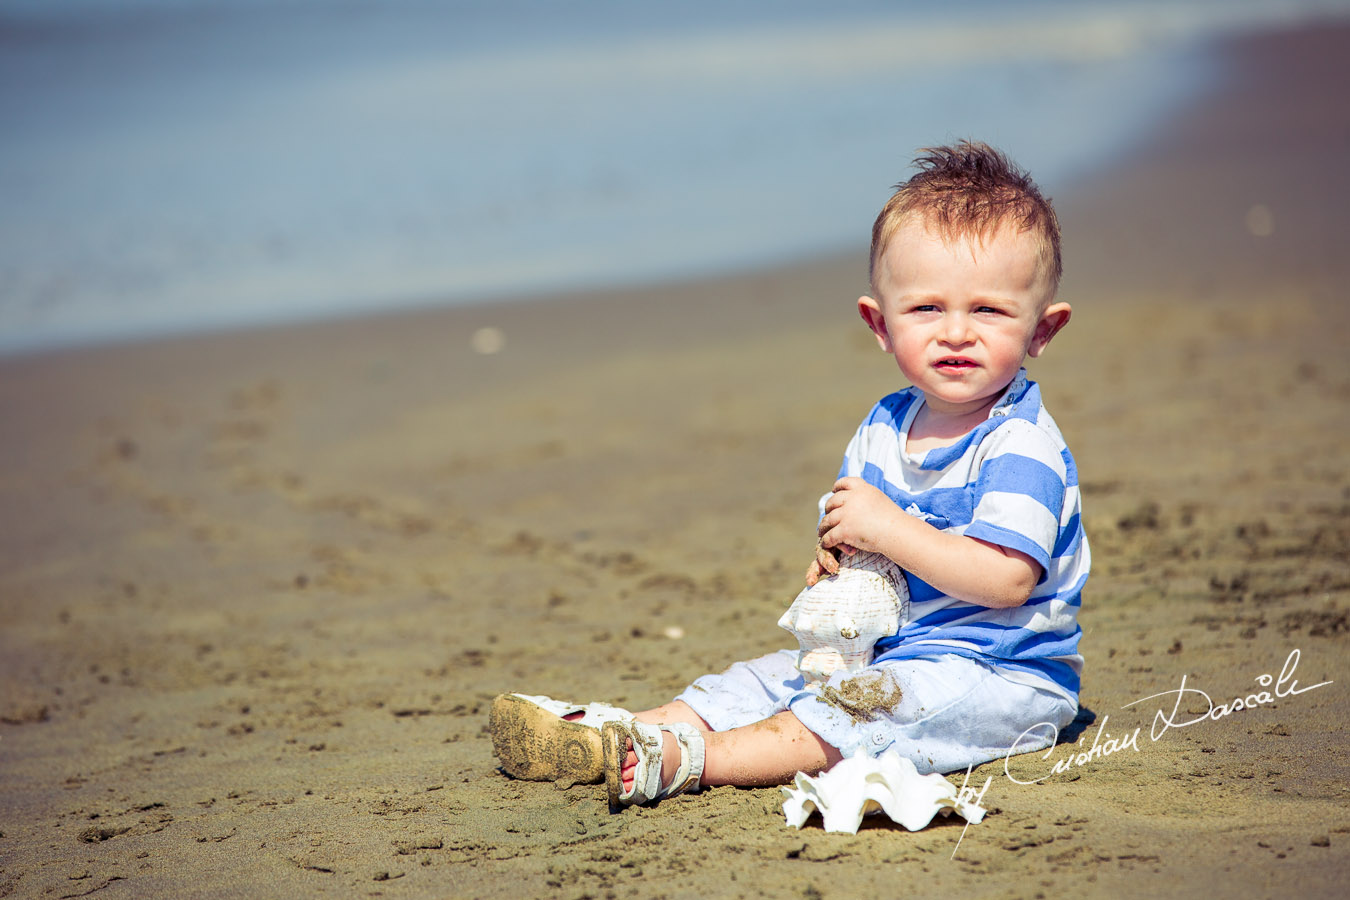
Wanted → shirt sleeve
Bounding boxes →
[961,419,1067,570]
[819,400,883,519]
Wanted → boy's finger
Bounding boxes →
[816,542,840,575]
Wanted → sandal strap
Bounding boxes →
[661,722,705,797]
[624,721,666,805]
[510,693,633,729]
[606,721,707,810]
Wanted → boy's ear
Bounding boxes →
[857,296,892,352]
[1027,301,1072,358]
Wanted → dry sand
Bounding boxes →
[2,22,1348,900]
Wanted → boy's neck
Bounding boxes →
[906,392,1001,454]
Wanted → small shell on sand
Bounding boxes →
[781,750,987,834]
[471,326,506,354]
[778,550,909,683]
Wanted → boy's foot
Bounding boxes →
[488,693,631,787]
[602,720,705,812]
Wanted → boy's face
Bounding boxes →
[858,218,1070,418]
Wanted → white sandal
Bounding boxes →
[489,693,633,786]
[602,720,706,812]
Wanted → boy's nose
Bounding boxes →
[941,313,973,343]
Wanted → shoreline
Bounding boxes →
[7,5,1346,364]
[2,21,1348,900]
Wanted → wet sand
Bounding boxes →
[2,22,1348,900]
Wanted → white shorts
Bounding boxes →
[676,649,1077,775]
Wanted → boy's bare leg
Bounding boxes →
[632,699,709,730]
[701,712,843,787]
[622,704,843,790]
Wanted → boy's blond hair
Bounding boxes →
[870,140,1062,296]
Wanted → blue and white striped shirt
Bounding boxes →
[824,369,1088,702]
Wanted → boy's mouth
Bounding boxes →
[934,357,978,370]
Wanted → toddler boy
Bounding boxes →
[491,140,1087,811]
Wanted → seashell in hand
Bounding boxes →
[778,550,909,683]
[781,749,987,834]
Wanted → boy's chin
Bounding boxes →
[919,385,1005,413]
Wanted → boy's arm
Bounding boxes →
[814,476,1041,608]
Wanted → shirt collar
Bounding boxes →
[912,368,1034,470]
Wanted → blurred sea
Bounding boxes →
[2,0,1348,354]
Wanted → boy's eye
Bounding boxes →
[976,306,1003,315]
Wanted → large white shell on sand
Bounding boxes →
[782,750,987,834]
[778,550,909,683]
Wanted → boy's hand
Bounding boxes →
[817,477,901,558]
[804,539,847,587]
[816,477,1043,609]
[804,539,869,588]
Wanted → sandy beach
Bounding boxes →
[2,21,1348,900]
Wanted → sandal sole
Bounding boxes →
[601,721,628,813]
[488,694,605,786]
